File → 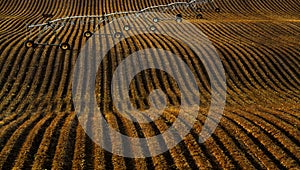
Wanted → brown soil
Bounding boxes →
[0,0,299,169]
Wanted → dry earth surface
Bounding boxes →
[0,0,299,169]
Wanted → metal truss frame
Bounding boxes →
[24,0,220,50]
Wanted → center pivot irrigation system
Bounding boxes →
[24,0,220,50]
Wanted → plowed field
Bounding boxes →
[0,0,299,169]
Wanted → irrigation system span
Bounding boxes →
[24,0,220,50]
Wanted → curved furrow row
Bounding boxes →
[0,46,42,113]
[195,24,254,104]
[215,110,287,168]
[195,112,260,169]
[252,22,299,47]
[253,107,300,143]
[30,112,69,169]
[210,43,258,93]
[0,18,42,74]
[212,44,254,106]
[205,0,264,20]
[229,43,297,97]
[8,112,56,169]
[170,17,296,102]
[166,23,229,100]
[138,33,198,106]
[35,0,83,104]
[0,111,49,169]
[271,0,300,15]
[152,109,212,168]
[1,13,63,101]
[46,2,76,102]
[270,106,300,125]
[282,23,300,35]
[262,47,300,90]
[248,47,294,97]
[198,22,299,95]
[282,106,300,120]
[256,0,300,18]
[144,37,199,106]
[47,7,87,111]
[226,22,299,50]
[8,106,292,167]
[0,19,27,34]
[5,0,77,113]
[71,123,90,169]
[51,113,77,169]
[95,13,254,169]
[196,24,272,95]
[215,0,300,19]
[0,111,32,151]
[90,16,210,169]
[0,0,18,16]
[3,0,36,17]
[1,0,44,19]
[226,109,299,168]
[0,20,71,114]
[251,45,299,93]
[0,0,299,169]
[0,0,75,41]
[238,109,300,156]
[246,45,300,93]
[104,112,151,169]
[156,32,212,102]
[8,0,30,17]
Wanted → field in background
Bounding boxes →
[0,0,299,169]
